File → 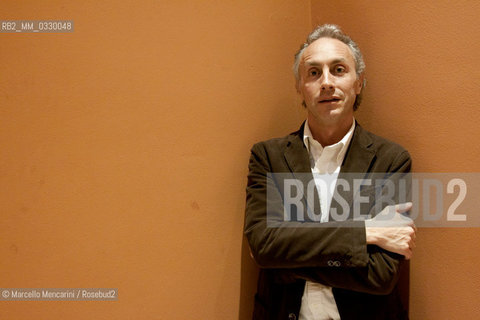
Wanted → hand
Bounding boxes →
[365,203,416,259]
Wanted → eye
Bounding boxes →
[308,68,320,77]
[334,65,346,74]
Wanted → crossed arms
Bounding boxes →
[244,141,416,295]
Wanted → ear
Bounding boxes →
[355,74,364,94]
[295,77,302,94]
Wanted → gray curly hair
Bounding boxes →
[294,24,366,110]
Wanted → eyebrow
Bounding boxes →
[304,58,347,66]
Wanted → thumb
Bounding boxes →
[395,202,413,213]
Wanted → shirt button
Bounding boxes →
[288,313,296,320]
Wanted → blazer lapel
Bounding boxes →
[283,123,322,222]
[341,123,375,174]
[283,122,376,174]
[333,123,377,220]
[281,122,378,222]
[283,123,311,174]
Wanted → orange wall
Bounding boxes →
[2,1,479,319]
[311,0,480,319]
[0,1,310,319]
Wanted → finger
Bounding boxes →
[409,239,416,249]
[404,249,412,260]
[405,234,415,249]
[395,202,413,213]
[398,214,414,224]
[411,229,417,240]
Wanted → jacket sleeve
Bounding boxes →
[244,141,412,295]
[289,246,407,295]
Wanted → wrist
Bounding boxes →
[365,226,380,245]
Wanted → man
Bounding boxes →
[244,24,416,320]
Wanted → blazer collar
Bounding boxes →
[282,121,377,221]
[341,122,376,173]
[283,121,376,174]
[284,121,311,174]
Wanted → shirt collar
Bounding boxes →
[303,118,356,164]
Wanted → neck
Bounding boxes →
[307,116,353,147]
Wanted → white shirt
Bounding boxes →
[299,118,355,320]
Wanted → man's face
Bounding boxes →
[298,37,362,127]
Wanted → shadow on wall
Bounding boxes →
[239,236,259,320]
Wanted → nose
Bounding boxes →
[320,70,334,91]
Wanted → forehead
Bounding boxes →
[301,37,356,67]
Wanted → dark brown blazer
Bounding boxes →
[244,122,412,320]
